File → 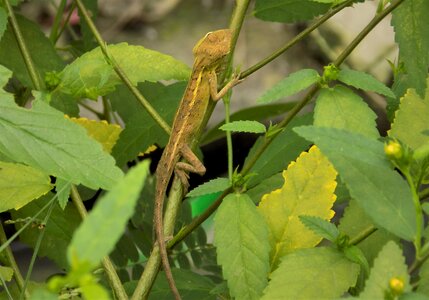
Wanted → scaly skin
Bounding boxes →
[154,29,235,300]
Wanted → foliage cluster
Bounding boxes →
[0,0,428,299]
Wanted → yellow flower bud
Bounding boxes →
[385,141,402,159]
[389,277,404,295]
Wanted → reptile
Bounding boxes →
[154,29,239,300]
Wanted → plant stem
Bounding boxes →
[131,178,184,299]
[404,171,423,258]
[19,200,56,300]
[70,186,128,300]
[409,246,429,274]
[3,0,42,90]
[168,188,232,249]
[0,196,57,254]
[240,0,354,79]
[49,0,67,43]
[223,93,234,181]
[349,226,377,246]
[0,224,28,298]
[73,0,171,135]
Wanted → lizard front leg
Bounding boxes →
[174,144,206,192]
[209,70,242,101]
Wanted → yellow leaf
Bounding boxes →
[257,146,337,268]
[67,117,122,153]
[0,162,53,212]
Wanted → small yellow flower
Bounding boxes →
[389,277,404,295]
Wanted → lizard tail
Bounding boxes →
[154,190,182,300]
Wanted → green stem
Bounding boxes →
[409,249,429,274]
[334,0,404,67]
[168,188,232,249]
[0,224,28,298]
[239,0,354,79]
[222,0,251,81]
[49,0,67,43]
[3,0,42,90]
[404,171,423,258]
[0,273,13,300]
[0,196,57,254]
[73,0,171,135]
[223,93,234,181]
[70,186,128,300]
[349,226,377,246]
[169,0,406,250]
[19,199,56,300]
[131,178,184,299]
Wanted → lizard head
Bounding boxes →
[192,29,232,67]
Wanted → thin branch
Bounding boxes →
[0,223,28,298]
[3,0,42,90]
[70,186,128,300]
[74,0,171,135]
[240,0,355,79]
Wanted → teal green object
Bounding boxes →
[190,191,223,217]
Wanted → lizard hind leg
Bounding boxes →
[175,144,206,192]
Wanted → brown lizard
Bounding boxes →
[154,29,239,300]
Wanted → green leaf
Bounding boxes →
[417,259,429,296]
[359,241,410,299]
[28,289,58,300]
[187,178,230,198]
[68,161,149,265]
[78,0,98,51]
[111,82,184,166]
[254,0,331,23]
[0,266,13,284]
[386,72,410,122]
[294,126,417,241]
[246,172,283,204]
[257,69,319,103]
[214,193,270,300]
[391,0,429,97]
[422,203,429,215]
[400,292,429,300]
[0,15,64,89]
[245,113,312,187]
[11,194,81,269]
[389,77,429,150]
[203,102,296,144]
[219,120,266,133]
[0,99,124,190]
[55,178,71,210]
[58,43,190,99]
[314,85,379,139]
[261,247,359,299]
[299,215,339,242]
[338,200,398,267]
[344,245,370,276]
[0,161,53,212]
[149,269,216,300]
[337,68,395,98]
[0,7,7,41]
[0,65,12,94]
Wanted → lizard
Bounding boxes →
[154,29,239,300]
